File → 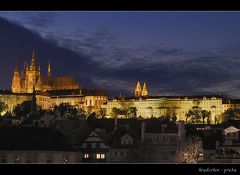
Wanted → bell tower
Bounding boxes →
[142,82,148,96]
[25,49,41,93]
[134,81,142,97]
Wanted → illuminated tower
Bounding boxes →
[25,49,41,93]
[47,60,51,78]
[134,81,142,97]
[142,82,148,96]
[11,62,21,93]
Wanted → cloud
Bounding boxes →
[1,15,240,98]
[22,13,56,28]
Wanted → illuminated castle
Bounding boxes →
[11,49,80,93]
[134,81,148,97]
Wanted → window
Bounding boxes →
[0,153,7,163]
[47,154,53,163]
[115,152,117,157]
[84,154,89,159]
[233,132,237,137]
[120,152,124,157]
[96,154,101,159]
[101,154,105,159]
[26,155,31,163]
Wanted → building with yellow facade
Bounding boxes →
[102,81,240,124]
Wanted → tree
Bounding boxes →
[0,101,8,116]
[174,136,204,163]
[201,110,211,124]
[185,106,211,124]
[53,103,78,118]
[111,107,127,118]
[129,107,137,118]
[13,100,32,117]
[85,106,93,116]
[171,114,177,123]
[222,108,240,121]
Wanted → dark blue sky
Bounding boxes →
[1,12,240,97]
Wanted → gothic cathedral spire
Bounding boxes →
[135,81,142,97]
[30,48,36,70]
[14,61,19,72]
[47,60,51,78]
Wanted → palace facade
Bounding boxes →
[102,82,240,124]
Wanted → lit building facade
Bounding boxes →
[102,95,223,123]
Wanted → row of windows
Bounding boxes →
[83,153,105,160]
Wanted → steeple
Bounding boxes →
[142,82,148,96]
[30,48,36,70]
[21,62,27,79]
[134,81,142,97]
[47,60,51,77]
[14,62,19,73]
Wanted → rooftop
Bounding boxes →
[0,127,77,151]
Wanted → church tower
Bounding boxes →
[25,49,41,93]
[142,82,148,96]
[11,62,21,93]
[134,81,142,97]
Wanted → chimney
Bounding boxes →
[141,120,145,142]
[114,118,118,131]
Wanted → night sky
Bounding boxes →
[1,12,240,97]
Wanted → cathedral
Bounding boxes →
[11,49,80,93]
